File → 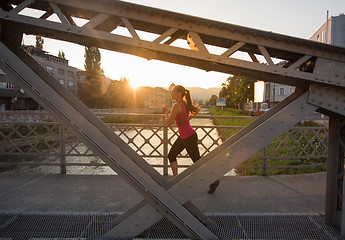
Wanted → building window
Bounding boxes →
[58,68,65,75]
[289,87,295,95]
[68,81,74,87]
[59,79,65,85]
[67,71,74,77]
[46,65,54,74]
[0,68,5,75]
[0,81,14,89]
[279,87,285,96]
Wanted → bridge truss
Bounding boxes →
[0,0,345,238]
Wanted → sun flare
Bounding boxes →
[129,79,141,89]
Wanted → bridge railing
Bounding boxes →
[0,111,328,176]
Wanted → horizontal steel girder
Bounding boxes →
[1,0,343,238]
[0,0,345,89]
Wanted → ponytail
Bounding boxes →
[174,85,200,115]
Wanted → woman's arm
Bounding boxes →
[163,103,181,126]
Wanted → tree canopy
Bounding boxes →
[35,36,44,49]
[219,75,255,109]
[58,51,66,59]
[79,47,142,108]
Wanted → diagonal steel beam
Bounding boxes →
[6,36,215,230]
[104,89,318,237]
[108,88,305,232]
[0,41,218,239]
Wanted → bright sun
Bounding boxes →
[129,79,141,89]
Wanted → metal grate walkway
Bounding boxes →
[0,212,342,239]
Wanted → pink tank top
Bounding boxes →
[175,101,195,139]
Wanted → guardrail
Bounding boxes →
[0,111,328,176]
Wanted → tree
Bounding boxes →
[219,75,255,109]
[35,36,44,49]
[79,46,106,107]
[209,95,217,107]
[58,51,66,59]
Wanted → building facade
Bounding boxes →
[310,14,345,48]
[0,45,79,110]
[252,13,344,111]
[138,87,171,110]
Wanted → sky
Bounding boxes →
[22,0,345,89]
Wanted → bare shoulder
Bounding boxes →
[171,102,182,114]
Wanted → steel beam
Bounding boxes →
[308,84,345,117]
[0,0,345,89]
[0,41,218,239]
[0,0,344,237]
[105,90,318,237]
[324,115,345,234]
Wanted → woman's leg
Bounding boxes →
[184,133,220,193]
[168,136,185,176]
[184,133,200,163]
[170,161,178,176]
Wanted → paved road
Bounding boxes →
[0,172,326,214]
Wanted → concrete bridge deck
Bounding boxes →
[0,172,342,239]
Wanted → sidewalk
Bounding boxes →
[0,172,326,214]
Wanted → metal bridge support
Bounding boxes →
[325,115,345,233]
[1,0,345,238]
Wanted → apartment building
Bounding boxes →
[0,45,78,110]
[252,13,344,111]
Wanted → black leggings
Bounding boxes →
[168,132,200,163]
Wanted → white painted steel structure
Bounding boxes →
[0,0,345,238]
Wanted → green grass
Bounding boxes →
[209,107,328,176]
[209,108,254,140]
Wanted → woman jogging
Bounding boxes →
[162,84,220,193]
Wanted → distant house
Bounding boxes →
[252,13,345,111]
[137,87,171,110]
[0,45,79,110]
[251,81,295,110]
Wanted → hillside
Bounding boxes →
[188,87,221,101]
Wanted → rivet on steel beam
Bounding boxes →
[335,106,339,110]
[318,101,323,105]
